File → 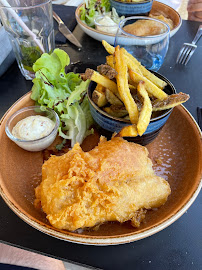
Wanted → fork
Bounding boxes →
[176,25,202,65]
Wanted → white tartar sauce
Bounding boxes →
[96,16,118,34]
[12,115,55,141]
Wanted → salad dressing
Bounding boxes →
[96,15,118,34]
[12,115,55,141]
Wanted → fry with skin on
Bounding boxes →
[129,69,168,100]
[115,46,139,124]
[104,105,128,118]
[92,90,107,107]
[92,84,107,107]
[100,57,122,100]
[97,64,117,80]
[85,68,118,95]
[137,81,152,136]
[151,92,190,111]
[105,89,123,106]
[106,52,142,78]
[128,84,137,93]
[102,40,167,89]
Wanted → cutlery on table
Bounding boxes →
[53,11,82,48]
[176,24,202,65]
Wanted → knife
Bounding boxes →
[53,11,82,48]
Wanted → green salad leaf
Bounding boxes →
[80,0,112,27]
[101,0,111,12]
[31,49,94,148]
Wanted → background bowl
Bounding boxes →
[75,1,182,44]
[88,71,176,145]
[109,0,153,16]
[5,106,60,151]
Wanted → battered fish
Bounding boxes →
[35,137,171,231]
[123,20,167,36]
[149,14,174,31]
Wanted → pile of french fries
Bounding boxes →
[85,40,189,137]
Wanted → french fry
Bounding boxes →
[105,89,123,106]
[128,84,137,93]
[104,105,128,118]
[129,69,168,100]
[122,52,143,75]
[140,66,167,89]
[85,68,118,95]
[92,90,107,107]
[106,55,115,69]
[115,46,139,124]
[102,40,115,55]
[123,115,130,121]
[98,41,189,138]
[104,45,142,75]
[123,49,167,89]
[97,64,117,80]
[136,81,152,136]
[95,83,105,93]
[117,125,138,137]
[102,40,167,89]
[151,92,190,111]
[92,84,107,107]
[102,41,140,72]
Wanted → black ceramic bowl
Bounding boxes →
[87,71,176,145]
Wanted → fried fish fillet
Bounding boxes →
[149,14,174,31]
[123,20,167,36]
[35,137,171,231]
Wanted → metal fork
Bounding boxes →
[176,24,202,65]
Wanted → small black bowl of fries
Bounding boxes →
[86,41,189,145]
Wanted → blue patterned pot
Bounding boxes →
[109,0,153,16]
[87,71,176,145]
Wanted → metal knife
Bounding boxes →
[53,11,82,48]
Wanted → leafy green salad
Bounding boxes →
[80,0,123,28]
[31,48,93,148]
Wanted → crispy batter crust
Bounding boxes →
[35,137,171,231]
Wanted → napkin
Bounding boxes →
[53,5,77,44]
[197,107,202,130]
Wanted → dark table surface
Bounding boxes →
[0,9,202,270]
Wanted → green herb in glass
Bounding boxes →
[20,45,42,72]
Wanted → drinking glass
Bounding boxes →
[0,0,55,80]
[114,16,170,71]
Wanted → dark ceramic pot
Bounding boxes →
[87,71,176,145]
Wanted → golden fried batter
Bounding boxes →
[149,14,174,31]
[123,20,167,36]
[35,137,171,231]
